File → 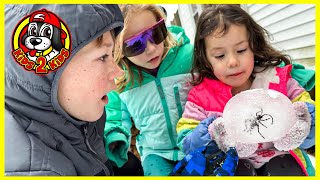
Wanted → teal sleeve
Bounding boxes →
[280,62,315,91]
[104,91,132,167]
[177,129,192,150]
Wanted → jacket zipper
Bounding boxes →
[155,79,177,147]
[83,125,98,155]
[174,86,183,118]
[83,124,111,175]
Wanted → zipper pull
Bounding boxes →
[156,80,165,99]
[83,125,98,155]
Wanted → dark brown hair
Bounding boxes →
[191,5,291,85]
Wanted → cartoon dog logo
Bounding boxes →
[11,9,71,74]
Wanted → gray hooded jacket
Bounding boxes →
[5,4,123,175]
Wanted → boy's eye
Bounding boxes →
[99,54,109,61]
[237,49,247,53]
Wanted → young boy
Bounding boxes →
[5,4,126,175]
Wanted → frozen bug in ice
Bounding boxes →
[244,108,274,139]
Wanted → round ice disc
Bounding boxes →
[223,89,296,143]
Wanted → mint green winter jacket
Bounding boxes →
[104,26,194,167]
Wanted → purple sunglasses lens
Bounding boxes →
[123,36,147,57]
[123,19,167,57]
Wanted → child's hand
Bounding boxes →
[235,143,258,157]
[208,117,235,153]
[208,117,257,157]
[274,101,311,151]
[300,102,315,149]
[182,116,217,155]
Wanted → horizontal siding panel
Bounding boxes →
[256,4,314,27]
[247,4,269,15]
[249,4,290,22]
[270,21,315,43]
[272,34,314,51]
[284,46,315,60]
[264,8,315,34]
[244,4,315,66]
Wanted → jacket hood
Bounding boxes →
[5,4,123,127]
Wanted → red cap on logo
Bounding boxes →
[29,9,67,39]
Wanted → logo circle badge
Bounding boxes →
[11,9,72,74]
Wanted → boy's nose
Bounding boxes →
[110,60,124,80]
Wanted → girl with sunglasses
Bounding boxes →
[103,5,194,176]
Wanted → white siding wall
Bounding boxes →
[178,4,196,43]
[243,4,315,69]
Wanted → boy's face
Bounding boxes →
[58,31,123,122]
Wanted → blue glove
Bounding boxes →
[300,102,315,149]
[182,116,217,155]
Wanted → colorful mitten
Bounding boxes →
[274,101,311,151]
[208,117,235,153]
[208,117,258,157]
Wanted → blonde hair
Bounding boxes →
[114,4,177,92]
